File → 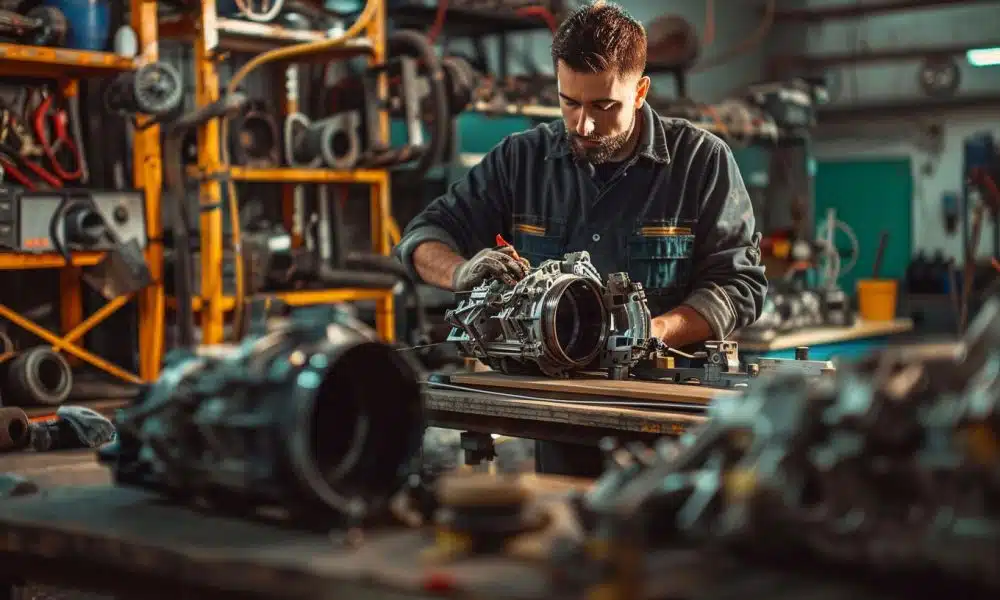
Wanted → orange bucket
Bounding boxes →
[857,279,898,321]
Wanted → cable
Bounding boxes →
[219,0,379,341]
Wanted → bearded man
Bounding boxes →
[395,1,767,477]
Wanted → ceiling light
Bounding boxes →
[966,47,1000,67]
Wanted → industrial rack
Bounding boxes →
[0,2,165,386]
[160,1,397,346]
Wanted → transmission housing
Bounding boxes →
[445,251,656,378]
[99,308,425,527]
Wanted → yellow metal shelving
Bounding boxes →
[0,4,165,384]
[164,0,396,345]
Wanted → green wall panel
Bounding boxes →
[814,158,913,296]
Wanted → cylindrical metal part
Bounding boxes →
[0,407,30,451]
[795,346,810,361]
[0,347,73,406]
[540,276,609,368]
[106,316,425,525]
[64,204,106,246]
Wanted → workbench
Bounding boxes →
[0,482,960,600]
[736,318,914,361]
[423,372,730,445]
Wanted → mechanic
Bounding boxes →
[395,1,767,478]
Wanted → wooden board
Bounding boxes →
[735,318,914,351]
[424,387,704,440]
[449,372,738,405]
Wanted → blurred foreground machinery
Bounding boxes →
[445,251,658,379]
[558,297,1000,598]
[99,308,426,529]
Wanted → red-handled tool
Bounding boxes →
[495,234,521,261]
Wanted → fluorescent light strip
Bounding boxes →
[967,47,1000,67]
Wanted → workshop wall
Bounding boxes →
[792,0,1000,262]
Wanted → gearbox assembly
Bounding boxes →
[445,251,657,379]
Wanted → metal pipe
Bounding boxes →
[771,0,998,22]
[771,39,1000,71]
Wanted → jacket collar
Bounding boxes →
[545,100,671,164]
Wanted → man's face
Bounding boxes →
[556,60,650,163]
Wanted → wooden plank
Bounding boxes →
[449,372,737,405]
[736,318,914,351]
[424,388,703,439]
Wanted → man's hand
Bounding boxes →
[650,306,714,348]
[452,246,530,291]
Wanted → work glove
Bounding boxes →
[452,246,530,291]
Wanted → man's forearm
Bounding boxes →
[651,305,714,348]
[413,241,465,290]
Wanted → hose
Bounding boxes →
[386,29,450,182]
[164,94,251,349]
[220,0,379,342]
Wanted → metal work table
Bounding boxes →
[736,318,914,361]
[0,484,967,600]
[422,372,724,445]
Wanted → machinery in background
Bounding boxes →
[98,306,426,529]
[742,208,858,341]
[556,297,1000,599]
[290,29,454,179]
[0,187,152,299]
[103,62,185,130]
[446,251,657,379]
[632,341,834,388]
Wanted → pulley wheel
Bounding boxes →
[133,62,184,116]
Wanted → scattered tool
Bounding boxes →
[30,89,84,183]
[0,108,62,190]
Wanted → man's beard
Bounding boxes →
[568,112,637,164]
[569,130,630,163]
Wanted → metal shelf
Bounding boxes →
[0,43,135,78]
[230,167,388,184]
[391,3,551,36]
[471,101,560,119]
[169,288,394,312]
[0,252,104,270]
[187,0,397,345]
[160,16,375,56]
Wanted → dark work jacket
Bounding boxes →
[395,101,767,338]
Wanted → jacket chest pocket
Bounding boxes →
[512,215,565,268]
[627,226,695,295]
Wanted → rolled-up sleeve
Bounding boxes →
[394,139,513,282]
[683,141,767,338]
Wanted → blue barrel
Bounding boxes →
[43,0,110,51]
